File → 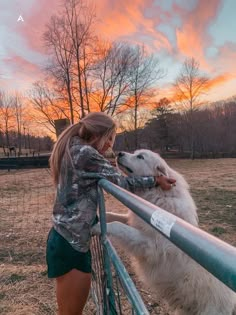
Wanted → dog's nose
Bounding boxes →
[118,152,125,158]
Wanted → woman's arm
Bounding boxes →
[72,145,174,191]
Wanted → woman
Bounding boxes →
[47,112,175,315]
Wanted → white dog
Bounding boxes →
[99,150,236,315]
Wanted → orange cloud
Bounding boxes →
[176,0,222,68]
[12,0,172,59]
[4,0,235,104]
[205,42,236,100]
[155,72,233,105]
[95,0,172,52]
[207,73,234,89]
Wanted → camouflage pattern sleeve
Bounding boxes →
[72,144,156,191]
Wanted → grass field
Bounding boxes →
[0,159,236,314]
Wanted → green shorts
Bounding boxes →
[46,227,91,278]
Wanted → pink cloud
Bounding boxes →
[1,55,44,91]
[12,0,59,54]
[7,0,176,61]
[11,0,173,56]
[215,42,236,72]
[2,0,235,102]
[3,55,41,75]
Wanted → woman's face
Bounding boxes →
[100,131,116,154]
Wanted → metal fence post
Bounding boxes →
[97,186,118,314]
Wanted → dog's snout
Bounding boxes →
[118,152,125,158]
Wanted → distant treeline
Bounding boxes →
[114,100,236,158]
[1,100,236,159]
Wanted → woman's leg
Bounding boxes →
[56,269,91,315]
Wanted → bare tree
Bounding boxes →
[64,0,96,117]
[12,92,25,155]
[44,0,96,121]
[0,91,14,150]
[90,41,134,114]
[44,14,75,123]
[173,57,209,159]
[43,1,165,126]
[115,108,152,132]
[127,45,164,148]
[29,81,70,135]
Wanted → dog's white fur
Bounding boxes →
[103,150,236,315]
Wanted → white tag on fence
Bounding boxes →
[150,210,176,237]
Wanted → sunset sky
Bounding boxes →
[1,0,236,102]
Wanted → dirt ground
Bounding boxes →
[0,159,236,314]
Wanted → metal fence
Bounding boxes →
[91,178,236,314]
[91,185,150,315]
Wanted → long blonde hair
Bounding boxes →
[50,112,116,186]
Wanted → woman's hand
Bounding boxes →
[155,175,176,190]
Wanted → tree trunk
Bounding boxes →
[134,104,138,149]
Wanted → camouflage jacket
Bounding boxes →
[52,136,156,253]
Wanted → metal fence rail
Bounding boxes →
[98,179,236,293]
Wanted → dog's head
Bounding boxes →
[116,149,169,177]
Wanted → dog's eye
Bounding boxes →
[156,166,167,176]
[136,154,144,159]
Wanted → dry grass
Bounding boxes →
[0,169,55,315]
[168,159,236,245]
[0,159,236,314]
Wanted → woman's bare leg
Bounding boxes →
[56,269,91,315]
[106,212,129,224]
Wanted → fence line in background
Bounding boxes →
[0,155,49,169]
